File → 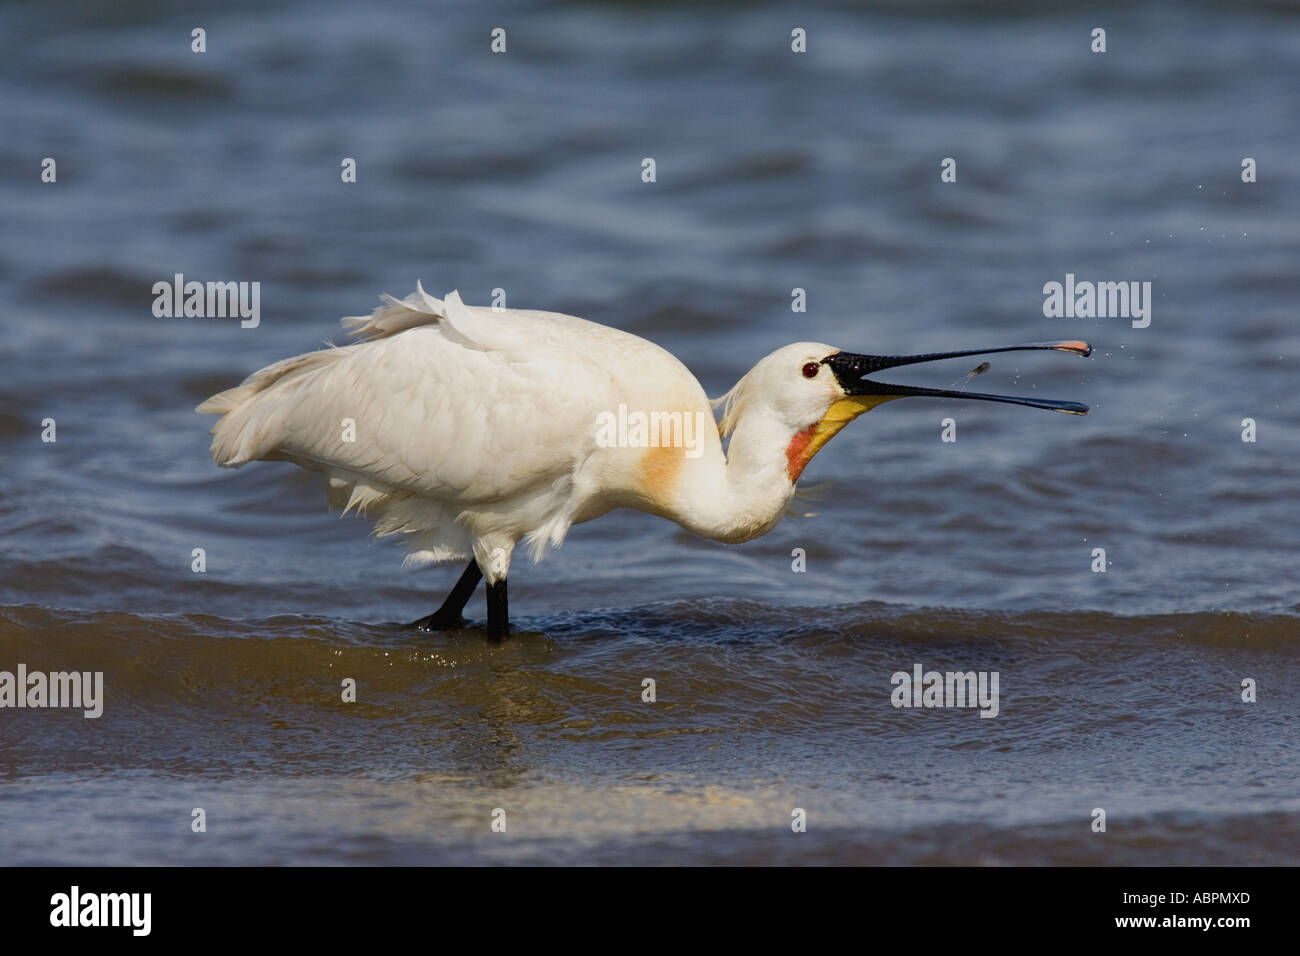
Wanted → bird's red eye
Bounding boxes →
[801,362,820,379]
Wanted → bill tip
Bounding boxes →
[1055,340,1092,357]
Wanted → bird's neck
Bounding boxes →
[672,413,798,544]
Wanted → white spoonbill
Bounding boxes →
[199,286,1090,640]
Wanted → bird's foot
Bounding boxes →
[409,610,465,631]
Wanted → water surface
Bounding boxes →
[1,0,1297,864]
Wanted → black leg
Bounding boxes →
[410,560,482,631]
[486,578,509,643]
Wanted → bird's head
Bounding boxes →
[715,339,1091,483]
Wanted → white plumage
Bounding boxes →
[199,285,1088,636]
[200,286,788,582]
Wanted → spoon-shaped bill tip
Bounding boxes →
[1043,340,1092,357]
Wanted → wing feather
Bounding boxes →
[200,291,616,505]
[198,287,711,565]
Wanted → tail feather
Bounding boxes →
[197,285,475,469]
[340,281,445,341]
[196,283,448,465]
[197,350,340,466]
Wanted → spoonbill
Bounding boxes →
[199,286,1090,641]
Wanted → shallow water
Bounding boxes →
[1,0,1298,864]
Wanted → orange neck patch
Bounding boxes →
[785,426,817,483]
[784,394,899,484]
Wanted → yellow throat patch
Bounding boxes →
[786,394,898,482]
